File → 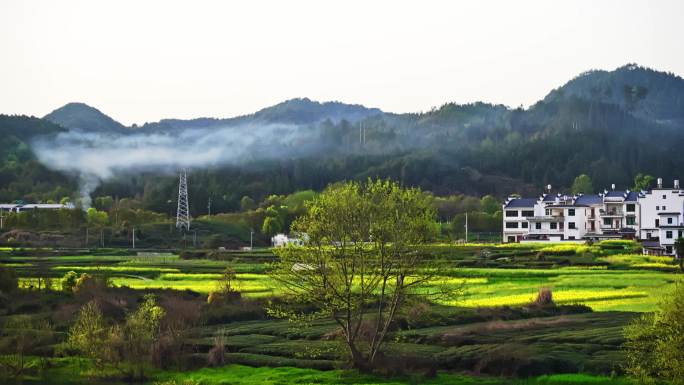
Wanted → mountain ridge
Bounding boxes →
[43,63,684,134]
[44,102,127,132]
[4,62,684,211]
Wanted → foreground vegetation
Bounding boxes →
[1,239,681,384]
[0,181,681,384]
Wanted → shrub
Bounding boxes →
[73,273,109,298]
[202,300,266,324]
[207,336,226,367]
[179,251,208,260]
[533,287,554,307]
[624,283,684,384]
[61,271,79,292]
[405,302,432,328]
[0,266,18,294]
[207,290,241,305]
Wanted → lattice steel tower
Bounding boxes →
[176,169,191,231]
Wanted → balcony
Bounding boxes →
[529,215,564,222]
[600,209,623,218]
[528,227,564,234]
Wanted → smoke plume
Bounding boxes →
[30,122,318,207]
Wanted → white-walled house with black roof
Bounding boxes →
[502,198,536,242]
[502,178,684,255]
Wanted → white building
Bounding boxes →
[270,233,306,247]
[0,202,75,213]
[503,178,684,255]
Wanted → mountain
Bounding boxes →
[544,63,684,124]
[2,63,684,212]
[0,115,75,202]
[142,97,383,131]
[44,102,127,132]
[249,98,382,124]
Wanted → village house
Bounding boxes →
[503,178,684,255]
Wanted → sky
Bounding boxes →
[1,0,683,126]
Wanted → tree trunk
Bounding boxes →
[347,341,370,372]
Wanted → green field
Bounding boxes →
[7,245,678,313]
[0,242,680,384]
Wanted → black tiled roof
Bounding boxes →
[625,191,640,202]
[575,194,602,205]
[605,190,626,198]
[642,241,664,249]
[505,198,536,208]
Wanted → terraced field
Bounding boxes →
[0,242,680,383]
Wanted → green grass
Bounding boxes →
[153,364,636,385]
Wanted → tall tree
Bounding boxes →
[271,179,445,370]
[633,173,655,191]
[571,174,594,194]
[480,195,499,214]
[675,237,684,272]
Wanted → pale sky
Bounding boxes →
[1,0,683,126]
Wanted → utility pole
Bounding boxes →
[207,197,212,216]
[114,196,119,226]
[132,228,136,249]
[0,208,4,230]
[85,227,89,247]
[250,230,254,250]
[465,212,468,243]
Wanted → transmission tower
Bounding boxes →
[176,169,191,231]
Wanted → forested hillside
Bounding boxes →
[0,115,75,202]
[1,63,683,216]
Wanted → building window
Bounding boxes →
[603,218,612,226]
[663,195,667,199]
[663,206,667,210]
[667,245,673,254]
[550,222,557,230]
[668,217,673,224]
[507,236,515,243]
[521,222,528,228]
[679,230,683,238]
[626,204,635,212]
[646,232,651,239]
[656,206,660,210]
[521,210,534,217]
[656,219,660,227]
[568,208,575,216]
[568,222,576,229]
[569,236,575,240]
[505,222,519,229]
[666,231,673,239]
[545,209,551,216]
[506,210,518,217]
[535,222,541,230]
[626,217,636,225]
